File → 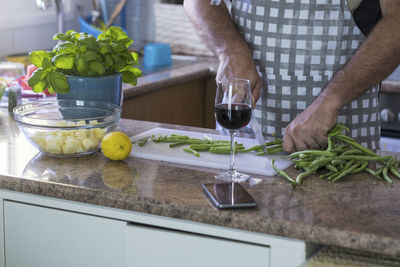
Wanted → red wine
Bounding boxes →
[215,103,252,130]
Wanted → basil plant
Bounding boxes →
[28,26,142,94]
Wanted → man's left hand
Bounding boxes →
[282,98,339,153]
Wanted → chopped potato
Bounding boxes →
[30,128,106,154]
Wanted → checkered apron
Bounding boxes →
[231,0,380,149]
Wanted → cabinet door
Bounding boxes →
[125,223,270,267]
[4,201,125,267]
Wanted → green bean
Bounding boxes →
[335,134,376,156]
[296,168,314,185]
[185,138,210,144]
[309,155,391,170]
[319,171,333,179]
[327,136,332,152]
[241,145,261,152]
[272,159,296,186]
[328,160,355,180]
[376,166,384,176]
[209,145,244,154]
[382,164,393,184]
[256,146,283,155]
[138,136,150,147]
[189,144,212,151]
[390,167,400,179]
[151,134,162,142]
[183,147,200,157]
[169,139,187,148]
[332,162,361,182]
[365,168,382,180]
[331,159,346,165]
[330,145,348,153]
[326,164,339,173]
[328,123,350,137]
[351,161,369,174]
[288,150,336,159]
[340,149,365,156]
[266,139,283,146]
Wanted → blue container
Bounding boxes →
[79,16,103,38]
[143,43,172,69]
[57,74,123,106]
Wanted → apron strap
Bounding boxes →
[347,0,382,35]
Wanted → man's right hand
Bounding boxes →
[216,50,262,106]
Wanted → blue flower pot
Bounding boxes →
[57,74,123,106]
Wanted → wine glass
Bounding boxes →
[215,78,252,182]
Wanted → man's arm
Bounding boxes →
[183,0,262,103]
[283,0,400,153]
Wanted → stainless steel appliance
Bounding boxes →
[379,67,400,152]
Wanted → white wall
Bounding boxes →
[0,0,80,57]
[0,0,160,57]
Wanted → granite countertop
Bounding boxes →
[1,108,400,258]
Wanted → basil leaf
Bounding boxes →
[111,43,126,53]
[29,51,52,68]
[83,51,98,62]
[121,71,138,86]
[119,38,133,48]
[107,26,128,41]
[112,54,124,69]
[131,52,139,65]
[76,55,88,74]
[99,44,112,55]
[42,58,52,70]
[52,53,75,69]
[90,61,105,76]
[119,65,142,77]
[104,54,114,68]
[28,68,47,91]
[47,86,56,95]
[55,41,78,54]
[78,36,98,52]
[32,80,47,93]
[50,70,69,94]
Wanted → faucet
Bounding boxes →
[36,0,64,33]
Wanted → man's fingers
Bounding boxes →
[305,137,320,149]
[282,134,295,154]
[314,135,328,149]
[292,137,308,152]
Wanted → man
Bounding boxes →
[184,0,400,153]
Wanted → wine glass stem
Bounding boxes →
[228,130,236,173]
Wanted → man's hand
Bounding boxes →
[216,50,262,106]
[282,98,338,153]
[284,0,400,153]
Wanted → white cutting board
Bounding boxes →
[130,128,292,176]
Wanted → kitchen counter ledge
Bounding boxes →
[1,109,400,258]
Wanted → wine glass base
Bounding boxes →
[215,170,249,183]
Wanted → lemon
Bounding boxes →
[101,131,132,161]
[102,161,134,189]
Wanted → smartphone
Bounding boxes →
[202,182,257,209]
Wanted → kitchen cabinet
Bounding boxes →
[122,76,216,129]
[4,200,126,267]
[125,223,269,267]
[0,190,315,267]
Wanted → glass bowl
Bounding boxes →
[13,99,121,157]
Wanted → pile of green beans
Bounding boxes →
[135,133,284,157]
[272,124,400,186]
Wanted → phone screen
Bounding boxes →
[202,183,257,209]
